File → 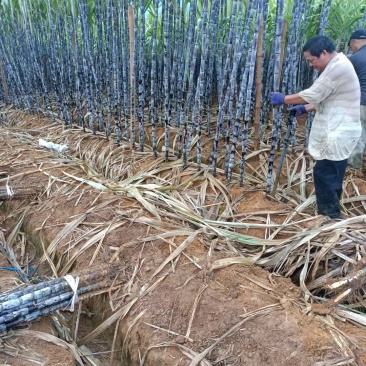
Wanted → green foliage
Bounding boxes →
[325,0,366,50]
[2,0,365,52]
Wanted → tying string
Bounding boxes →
[6,176,13,198]
[64,275,80,312]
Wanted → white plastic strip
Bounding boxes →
[64,275,80,312]
[39,138,68,153]
[6,176,13,198]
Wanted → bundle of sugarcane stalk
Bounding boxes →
[0,264,122,332]
[0,185,41,201]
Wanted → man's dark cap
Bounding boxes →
[348,29,366,45]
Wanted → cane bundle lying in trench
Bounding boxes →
[0,264,122,332]
[0,185,41,201]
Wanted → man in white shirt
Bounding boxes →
[270,35,361,220]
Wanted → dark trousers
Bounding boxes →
[313,159,348,218]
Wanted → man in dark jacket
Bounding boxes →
[348,29,366,172]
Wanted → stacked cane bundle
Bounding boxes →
[0,185,42,201]
[0,265,121,332]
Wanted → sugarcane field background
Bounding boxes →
[2,0,366,364]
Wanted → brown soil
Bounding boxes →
[0,110,366,365]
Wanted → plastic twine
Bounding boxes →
[6,176,13,198]
[64,275,80,312]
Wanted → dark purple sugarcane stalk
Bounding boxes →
[0,24,30,110]
[177,0,196,158]
[128,2,137,148]
[169,3,180,119]
[280,0,302,153]
[52,14,66,120]
[174,2,185,129]
[213,1,257,178]
[61,0,76,122]
[105,0,113,137]
[163,0,173,161]
[149,0,160,158]
[0,277,66,304]
[224,1,244,177]
[217,0,238,107]
[185,0,209,170]
[204,0,220,136]
[182,17,202,167]
[239,0,262,186]
[210,0,240,176]
[56,13,71,125]
[112,0,122,141]
[95,0,105,132]
[203,0,220,141]
[22,10,51,118]
[0,281,106,331]
[121,0,130,140]
[319,0,332,35]
[68,1,84,128]
[266,0,284,195]
[78,0,96,133]
[138,0,146,152]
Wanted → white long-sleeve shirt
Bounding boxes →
[299,52,361,161]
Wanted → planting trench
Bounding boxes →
[1,110,366,365]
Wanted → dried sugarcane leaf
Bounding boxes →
[211,227,286,246]
[150,230,202,280]
[343,195,366,203]
[40,213,87,262]
[257,231,320,267]
[311,229,342,280]
[78,345,103,366]
[59,221,125,276]
[209,253,261,271]
[335,309,366,327]
[6,209,27,250]
[0,214,27,277]
[63,171,108,191]
[126,186,161,219]
[40,236,58,277]
[197,177,208,216]
[186,286,208,340]
[115,228,195,249]
[13,329,84,365]
[205,219,285,229]
[269,195,316,239]
[205,172,233,219]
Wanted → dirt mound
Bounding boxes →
[0,112,366,365]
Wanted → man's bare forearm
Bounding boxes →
[283,93,306,104]
[283,93,315,112]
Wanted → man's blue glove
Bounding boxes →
[269,92,285,105]
[288,105,307,117]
